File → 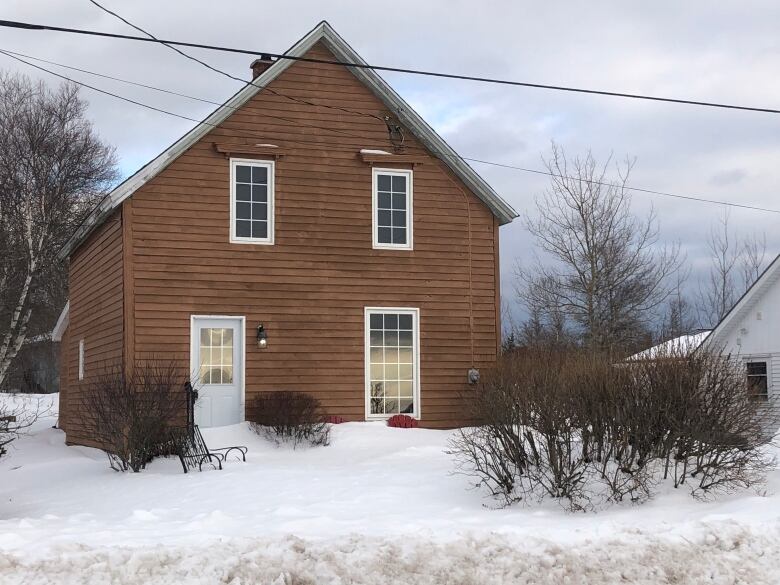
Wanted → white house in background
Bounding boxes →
[704,254,780,402]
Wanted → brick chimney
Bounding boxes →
[250,54,276,80]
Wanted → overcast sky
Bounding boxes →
[3,1,779,326]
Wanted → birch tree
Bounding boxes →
[0,73,117,388]
[518,144,681,356]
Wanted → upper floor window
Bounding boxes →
[373,168,412,250]
[230,158,275,245]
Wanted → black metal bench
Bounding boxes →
[169,382,248,473]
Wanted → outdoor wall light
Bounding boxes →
[468,367,480,385]
[256,324,268,349]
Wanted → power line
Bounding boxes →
[0,49,391,152]
[2,47,778,216]
[1,18,779,116]
[85,1,384,122]
[461,157,780,215]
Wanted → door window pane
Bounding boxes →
[199,327,234,385]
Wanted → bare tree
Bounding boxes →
[659,268,697,341]
[697,211,768,328]
[518,144,681,356]
[0,73,117,388]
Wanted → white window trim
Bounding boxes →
[78,339,85,381]
[372,167,413,250]
[364,307,421,420]
[229,158,275,245]
[189,315,247,419]
[743,355,772,400]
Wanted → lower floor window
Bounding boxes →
[366,308,419,417]
[746,361,768,401]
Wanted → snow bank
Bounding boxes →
[2,524,778,585]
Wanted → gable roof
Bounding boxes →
[627,330,710,361]
[59,21,517,259]
[706,253,780,346]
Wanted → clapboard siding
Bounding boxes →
[63,210,124,445]
[123,41,500,428]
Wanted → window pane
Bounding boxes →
[392,193,406,210]
[378,192,392,209]
[384,314,398,329]
[370,382,384,398]
[384,330,399,347]
[399,398,414,414]
[370,347,383,363]
[399,365,413,380]
[370,363,384,379]
[222,348,233,366]
[398,347,413,364]
[398,315,413,330]
[399,331,413,347]
[385,365,399,381]
[747,362,767,376]
[223,328,233,345]
[392,228,407,245]
[370,330,383,346]
[236,184,251,201]
[384,347,398,364]
[385,398,398,414]
[236,220,251,238]
[377,210,392,227]
[392,211,406,227]
[377,174,391,191]
[252,166,267,183]
[200,329,210,346]
[252,185,267,202]
[222,366,233,385]
[391,175,406,192]
[235,165,251,183]
[370,314,383,329]
[377,227,392,244]
[236,202,251,220]
[371,397,385,415]
[252,203,267,220]
[252,222,268,239]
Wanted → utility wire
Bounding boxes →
[85,1,384,122]
[1,18,779,116]
[0,49,390,153]
[2,47,778,216]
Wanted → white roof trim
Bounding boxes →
[59,21,517,259]
[706,253,780,346]
[51,301,69,342]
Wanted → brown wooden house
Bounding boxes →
[51,22,517,444]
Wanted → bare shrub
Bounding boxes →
[82,361,187,472]
[248,391,330,448]
[452,346,776,510]
[0,393,49,459]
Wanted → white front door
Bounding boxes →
[191,317,244,427]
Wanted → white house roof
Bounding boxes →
[51,301,69,342]
[58,21,518,260]
[628,330,711,360]
[706,253,780,347]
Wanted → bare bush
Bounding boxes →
[452,346,775,510]
[248,391,330,448]
[0,393,49,459]
[82,361,187,472]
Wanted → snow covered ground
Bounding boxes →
[2,394,780,584]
